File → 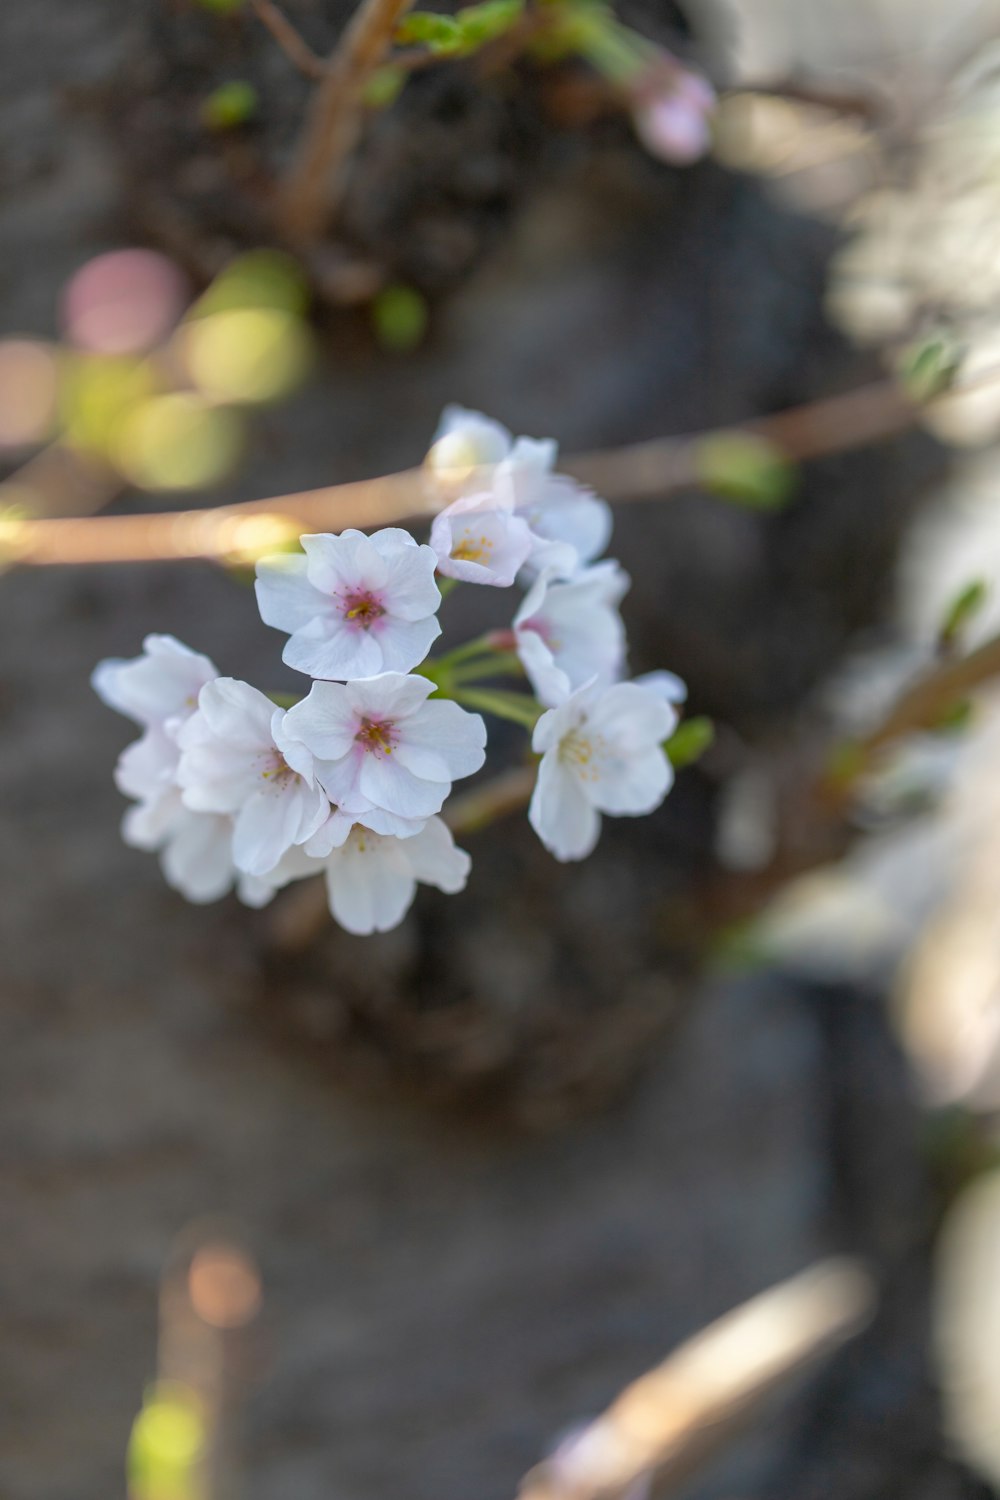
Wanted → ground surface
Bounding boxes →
[0,2,989,1497]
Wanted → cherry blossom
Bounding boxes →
[427,406,611,579]
[176,677,330,878]
[255,527,441,680]
[92,633,217,730]
[265,816,471,935]
[514,561,630,706]
[529,679,679,861]
[429,489,535,587]
[631,67,716,166]
[282,672,487,830]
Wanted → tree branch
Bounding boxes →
[249,0,326,80]
[280,0,418,242]
[516,1258,874,1500]
[1,373,927,568]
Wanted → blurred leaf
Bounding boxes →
[931,697,974,735]
[939,578,989,650]
[900,337,962,403]
[372,284,429,352]
[195,0,245,11]
[825,738,866,786]
[193,251,310,319]
[695,432,796,510]
[394,11,464,51]
[364,65,406,107]
[454,0,524,48]
[665,715,714,768]
[60,355,159,457]
[202,80,259,130]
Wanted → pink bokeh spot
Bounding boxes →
[62,250,188,355]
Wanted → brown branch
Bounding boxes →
[249,0,326,79]
[2,374,928,568]
[516,1258,874,1500]
[858,633,1000,758]
[281,0,418,242]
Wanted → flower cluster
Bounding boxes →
[94,407,690,934]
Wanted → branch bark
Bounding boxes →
[280,0,417,242]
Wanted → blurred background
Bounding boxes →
[5,0,1000,1496]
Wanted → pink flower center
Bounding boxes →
[355,716,397,758]
[340,589,386,631]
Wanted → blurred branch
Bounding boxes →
[249,0,326,79]
[2,372,929,567]
[857,633,1000,760]
[516,1258,875,1500]
[281,0,417,241]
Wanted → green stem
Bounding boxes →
[269,691,301,709]
[449,651,525,686]
[454,687,543,730]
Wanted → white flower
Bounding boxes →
[426,406,612,580]
[633,669,687,705]
[266,816,471,935]
[92,633,218,729]
[282,673,487,831]
[514,561,630,706]
[93,634,230,886]
[176,678,330,878]
[125,792,272,907]
[429,489,535,587]
[497,447,612,579]
[529,679,679,861]
[255,527,442,680]
[426,405,515,493]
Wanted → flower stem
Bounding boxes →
[449,652,525,686]
[453,687,543,730]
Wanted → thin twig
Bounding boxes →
[281,0,418,242]
[516,1258,875,1500]
[249,0,326,79]
[858,633,1000,758]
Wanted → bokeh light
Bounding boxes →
[113,393,242,491]
[126,1382,206,1500]
[188,1242,262,1329]
[0,340,59,449]
[182,307,312,405]
[60,355,160,456]
[62,250,187,356]
[192,250,309,319]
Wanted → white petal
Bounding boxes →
[375,534,442,621]
[394,699,487,781]
[161,810,236,903]
[231,779,329,877]
[374,615,441,675]
[237,873,278,908]
[633,669,688,705]
[325,834,416,934]
[529,753,601,861]
[283,616,386,681]
[115,728,178,801]
[590,746,674,816]
[283,682,358,761]
[92,635,217,728]
[303,807,356,856]
[359,751,448,820]
[345,673,435,721]
[402,817,471,893]
[254,554,326,634]
[515,626,571,708]
[587,682,678,746]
